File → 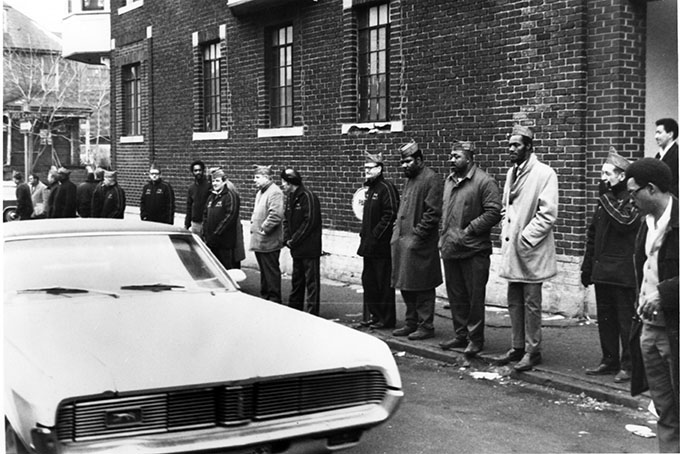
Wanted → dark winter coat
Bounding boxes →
[51,179,77,218]
[581,181,640,287]
[15,182,33,220]
[630,196,679,397]
[140,178,176,224]
[391,166,443,291]
[92,183,126,218]
[357,174,399,258]
[184,178,211,228]
[76,180,98,218]
[439,164,501,259]
[203,187,240,249]
[283,185,322,259]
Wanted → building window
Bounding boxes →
[82,0,104,11]
[269,25,293,128]
[358,4,390,122]
[202,42,222,132]
[122,63,142,136]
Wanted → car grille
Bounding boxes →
[56,369,388,442]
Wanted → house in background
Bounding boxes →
[2,1,110,181]
[62,0,677,317]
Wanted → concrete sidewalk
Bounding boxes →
[238,266,651,411]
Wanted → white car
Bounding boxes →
[4,219,402,454]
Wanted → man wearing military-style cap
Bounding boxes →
[357,151,399,330]
[391,140,443,341]
[438,140,501,357]
[581,147,640,383]
[496,125,559,371]
[250,165,285,303]
[91,170,126,218]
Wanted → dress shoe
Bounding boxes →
[407,328,435,341]
[464,342,483,357]
[439,338,467,351]
[614,369,631,383]
[392,325,417,337]
[358,319,378,328]
[495,348,525,365]
[514,353,542,372]
[585,363,618,376]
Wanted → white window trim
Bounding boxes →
[193,131,229,141]
[340,121,403,134]
[257,126,305,138]
[118,0,143,15]
[120,135,144,143]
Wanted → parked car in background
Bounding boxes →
[4,219,403,454]
[3,180,17,222]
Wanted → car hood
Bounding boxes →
[5,291,400,424]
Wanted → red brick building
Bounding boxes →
[109,0,677,316]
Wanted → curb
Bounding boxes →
[369,331,650,410]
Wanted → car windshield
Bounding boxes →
[4,233,238,294]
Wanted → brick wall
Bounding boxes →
[111,0,648,316]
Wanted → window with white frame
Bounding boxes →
[268,25,294,128]
[358,3,390,122]
[122,63,141,136]
[202,42,222,132]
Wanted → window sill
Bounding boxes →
[118,0,143,15]
[341,121,403,134]
[193,131,229,141]
[120,135,144,143]
[257,126,305,138]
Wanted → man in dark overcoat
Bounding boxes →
[391,141,443,341]
[581,149,640,383]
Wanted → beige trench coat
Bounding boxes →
[499,153,558,283]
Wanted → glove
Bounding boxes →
[581,272,592,287]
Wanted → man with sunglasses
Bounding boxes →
[184,160,211,235]
[140,164,175,224]
[627,158,678,453]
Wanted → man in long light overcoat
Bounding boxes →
[496,125,558,372]
[391,141,443,341]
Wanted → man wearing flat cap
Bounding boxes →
[581,148,640,383]
[203,168,241,270]
[357,151,399,330]
[48,167,77,218]
[497,125,558,371]
[391,140,443,341]
[91,170,126,218]
[438,140,502,356]
[281,168,322,315]
[250,165,285,303]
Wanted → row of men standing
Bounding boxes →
[13,167,126,220]
[357,125,558,374]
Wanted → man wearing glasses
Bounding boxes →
[140,164,175,224]
[627,158,678,453]
[357,151,399,330]
[184,160,212,235]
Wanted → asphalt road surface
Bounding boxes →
[351,353,657,454]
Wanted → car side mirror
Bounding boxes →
[227,269,246,283]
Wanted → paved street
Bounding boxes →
[238,267,659,453]
[352,353,656,454]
